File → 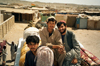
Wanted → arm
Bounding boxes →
[65,33,80,61]
[39,30,48,46]
[54,30,63,46]
[25,53,29,66]
[39,29,63,49]
[51,31,63,49]
[6,42,12,46]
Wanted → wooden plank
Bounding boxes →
[0,25,2,38]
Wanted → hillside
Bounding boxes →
[0,0,100,10]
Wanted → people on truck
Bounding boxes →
[39,16,66,66]
[57,20,81,66]
[25,35,40,66]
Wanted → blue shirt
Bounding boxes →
[25,50,37,66]
[62,35,65,43]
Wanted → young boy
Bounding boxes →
[25,35,40,66]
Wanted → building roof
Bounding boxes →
[85,11,100,13]
[88,16,100,21]
[28,7,48,11]
[59,9,78,13]
[0,7,35,14]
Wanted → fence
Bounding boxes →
[0,15,15,38]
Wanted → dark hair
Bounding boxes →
[12,41,14,44]
[57,22,66,27]
[26,35,39,44]
[47,18,57,23]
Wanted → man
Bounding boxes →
[36,46,54,66]
[1,45,7,66]
[39,16,65,66]
[57,20,81,66]
[6,41,17,61]
[0,42,7,66]
[25,35,40,66]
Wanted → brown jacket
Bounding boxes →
[39,27,62,48]
[39,27,66,66]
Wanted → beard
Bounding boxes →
[60,28,66,34]
[31,48,36,52]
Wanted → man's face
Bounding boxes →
[58,24,66,34]
[27,42,39,52]
[47,21,56,30]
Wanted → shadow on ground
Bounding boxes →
[6,60,13,63]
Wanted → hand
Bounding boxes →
[71,58,78,64]
[58,46,65,54]
[52,45,61,49]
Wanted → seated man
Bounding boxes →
[39,16,65,66]
[25,35,40,66]
[36,46,54,66]
[57,20,81,66]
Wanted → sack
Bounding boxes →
[81,60,89,66]
[80,48,100,66]
[81,48,100,65]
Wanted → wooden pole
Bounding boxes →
[2,25,4,38]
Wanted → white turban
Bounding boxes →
[36,46,54,66]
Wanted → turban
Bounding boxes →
[36,46,54,66]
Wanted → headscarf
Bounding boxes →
[36,46,54,66]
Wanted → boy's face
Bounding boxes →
[27,42,39,52]
[47,21,56,30]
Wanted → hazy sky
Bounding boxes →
[22,0,100,5]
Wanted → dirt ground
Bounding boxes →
[0,23,28,65]
[0,23,100,65]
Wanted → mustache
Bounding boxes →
[30,48,35,49]
[60,28,66,34]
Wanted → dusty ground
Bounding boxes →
[0,23,28,65]
[0,23,100,65]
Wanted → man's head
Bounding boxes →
[57,20,67,34]
[26,35,39,52]
[46,16,57,30]
[12,41,14,45]
[36,46,54,66]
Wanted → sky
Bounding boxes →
[22,0,100,6]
